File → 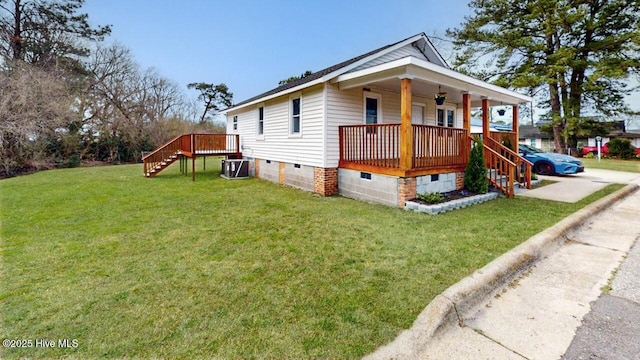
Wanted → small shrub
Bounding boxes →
[416,192,445,204]
[608,138,636,159]
[584,152,595,159]
[465,137,489,194]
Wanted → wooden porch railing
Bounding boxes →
[338,124,469,175]
[486,137,532,189]
[339,124,400,168]
[413,125,468,169]
[489,131,517,149]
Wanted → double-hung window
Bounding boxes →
[257,105,264,136]
[232,115,238,131]
[290,96,301,135]
[363,92,382,134]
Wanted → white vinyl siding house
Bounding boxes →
[227,84,325,168]
[223,32,532,205]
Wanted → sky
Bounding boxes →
[82,0,639,124]
[83,0,472,104]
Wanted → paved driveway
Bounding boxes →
[517,168,640,203]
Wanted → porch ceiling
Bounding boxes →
[332,57,533,106]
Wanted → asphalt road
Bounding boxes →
[562,240,640,360]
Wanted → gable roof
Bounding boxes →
[225,33,445,113]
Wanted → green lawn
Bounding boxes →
[0,160,624,359]
[582,157,640,173]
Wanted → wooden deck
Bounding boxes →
[143,134,240,179]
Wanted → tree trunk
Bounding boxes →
[12,0,23,60]
[549,82,564,152]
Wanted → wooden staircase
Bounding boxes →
[472,136,533,198]
[142,133,241,178]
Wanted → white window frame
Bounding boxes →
[411,102,426,125]
[436,104,456,128]
[289,92,302,137]
[232,115,238,131]
[363,91,383,125]
[256,103,265,140]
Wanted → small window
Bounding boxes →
[365,97,378,125]
[360,172,372,180]
[258,106,264,135]
[437,109,445,127]
[530,138,537,147]
[447,109,455,127]
[431,174,439,182]
[436,106,455,127]
[233,115,238,131]
[291,97,301,134]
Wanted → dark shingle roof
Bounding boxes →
[229,33,426,110]
[519,125,551,139]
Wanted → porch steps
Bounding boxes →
[145,155,178,177]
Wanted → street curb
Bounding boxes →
[364,183,640,360]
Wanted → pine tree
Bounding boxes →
[448,0,640,154]
[465,138,489,194]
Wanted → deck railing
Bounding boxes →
[339,124,400,168]
[413,125,468,169]
[338,124,469,173]
[489,131,517,149]
[194,134,240,154]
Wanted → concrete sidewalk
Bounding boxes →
[365,180,640,359]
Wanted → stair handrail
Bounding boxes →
[142,134,184,161]
[142,135,184,176]
[470,136,516,197]
[485,137,533,189]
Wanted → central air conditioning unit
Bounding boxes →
[221,158,251,179]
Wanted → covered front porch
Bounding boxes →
[334,56,532,196]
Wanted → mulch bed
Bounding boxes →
[409,189,479,205]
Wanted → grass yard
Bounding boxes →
[581,157,640,173]
[0,159,624,359]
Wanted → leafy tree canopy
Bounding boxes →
[448,0,640,152]
[187,82,233,124]
[0,0,111,69]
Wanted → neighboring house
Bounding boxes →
[520,121,640,154]
[519,125,554,152]
[580,121,640,148]
[224,33,532,207]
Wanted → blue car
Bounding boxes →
[518,144,585,175]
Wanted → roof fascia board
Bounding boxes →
[334,57,533,104]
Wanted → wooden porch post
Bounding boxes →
[482,98,490,141]
[191,134,195,181]
[512,104,519,149]
[400,77,413,170]
[462,93,471,134]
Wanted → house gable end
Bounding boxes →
[346,37,447,74]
